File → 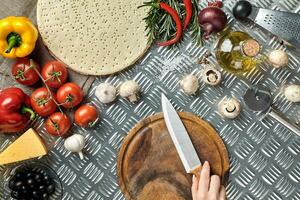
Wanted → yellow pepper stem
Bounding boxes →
[5,32,22,54]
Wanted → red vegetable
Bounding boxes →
[42,61,68,89]
[183,0,193,30]
[74,104,98,127]
[45,112,71,136]
[12,58,40,86]
[198,1,227,39]
[0,87,35,133]
[31,87,57,117]
[56,82,84,109]
[157,2,183,46]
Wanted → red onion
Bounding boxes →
[198,1,227,39]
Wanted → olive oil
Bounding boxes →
[215,31,261,73]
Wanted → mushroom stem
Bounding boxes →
[78,151,84,160]
[128,95,137,102]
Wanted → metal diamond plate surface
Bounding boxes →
[1,0,300,199]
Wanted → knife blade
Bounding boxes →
[161,94,202,175]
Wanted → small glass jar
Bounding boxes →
[215,31,263,73]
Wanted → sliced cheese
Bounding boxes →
[0,128,48,165]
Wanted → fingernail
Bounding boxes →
[192,175,196,183]
[204,161,209,167]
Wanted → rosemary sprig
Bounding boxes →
[141,0,202,46]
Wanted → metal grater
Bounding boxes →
[233,1,300,49]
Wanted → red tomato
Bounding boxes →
[56,83,84,109]
[12,58,40,86]
[31,87,57,117]
[45,112,71,136]
[41,61,68,89]
[74,104,99,127]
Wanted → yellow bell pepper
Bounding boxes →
[0,16,38,59]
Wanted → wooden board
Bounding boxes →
[117,112,230,200]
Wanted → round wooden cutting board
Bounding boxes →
[117,112,230,200]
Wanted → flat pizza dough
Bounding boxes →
[37,0,149,75]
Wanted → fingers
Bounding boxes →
[209,175,221,198]
[191,175,198,200]
[219,185,226,200]
[197,161,210,196]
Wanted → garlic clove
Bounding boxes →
[64,134,86,159]
[95,83,117,104]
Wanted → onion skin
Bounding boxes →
[199,4,227,39]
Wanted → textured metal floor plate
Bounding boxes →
[1,0,300,199]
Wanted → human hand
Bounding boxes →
[191,161,226,200]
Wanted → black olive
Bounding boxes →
[32,190,42,199]
[26,172,34,179]
[232,0,252,20]
[11,190,20,198]
[20,185,28,194]
[39,184,46,192]
[14,171,25,180]
[27,178,36,188]
[43,175,52,185]
[34,173,42,183]
[46,183,55,194]
[42,193,49,200]
[14,181,24,189]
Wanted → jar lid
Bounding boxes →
[242,39,261,57]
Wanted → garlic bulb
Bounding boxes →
[218,97,241,119]
[64,134,85,159]
[119,80,140,102]
[180,74,199,95]
[268,50,289,68]
[95,83,117,104]
[284,84,300,103]
[202,66,222,86]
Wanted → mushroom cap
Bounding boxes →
[202,66,222,86]
[268,50,289,68]
[218,97,241,119]
[180,74,199,95]
[284,84,300,103]
[119,80,140,97]
[95,83,117,104]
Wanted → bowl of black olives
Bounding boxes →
[2,162,63,200]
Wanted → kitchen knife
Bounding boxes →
[161,94,202,177]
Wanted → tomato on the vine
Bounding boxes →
[12,58,40,86]
[56,83,84,109]
[45,112,71,136]
[41,61,68,89]
[30,87,57,117]
[74,104,99,127]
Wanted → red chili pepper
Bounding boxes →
[0,87,35,133]
[157,2,183,46]
[183,0,193,30]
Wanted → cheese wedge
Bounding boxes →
[0,128,48,165]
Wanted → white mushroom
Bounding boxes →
[119,80,140,102]
[64,134,85,160]
[180,74,199,95]
[95,83,117,104]
[202,66,222,86]
[268,50,289,68]
[283,84,300,103]
[218,97,241,119]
